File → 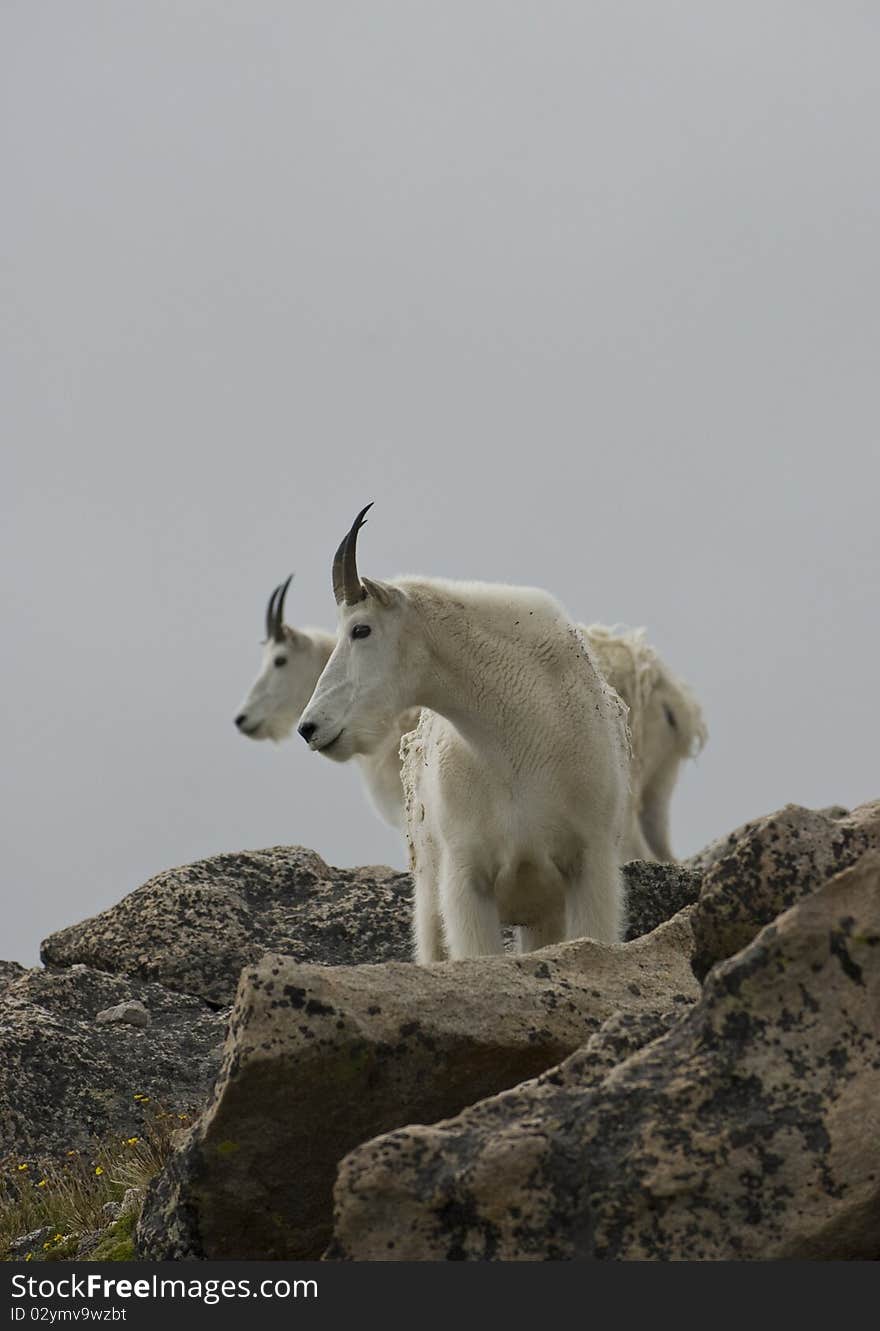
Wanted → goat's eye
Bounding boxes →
[274,656,288,668]
[351,624,372,641]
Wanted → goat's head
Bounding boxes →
[234,575,327,742]
[297,504,414,762]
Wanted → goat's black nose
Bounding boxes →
[298,720,318,744]
[235,714,247,729]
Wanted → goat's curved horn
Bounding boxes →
[332,502,373,605]
[265,574,293,642]
[265,585,280,640]
[274,574,293,638]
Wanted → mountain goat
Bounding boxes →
[235,581,706,861]
[587,626,707,861]
[233,576,417,829]
[297,504,631,961]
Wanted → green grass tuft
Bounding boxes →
[90,1212,136,1262]
[1,1103,192,1262]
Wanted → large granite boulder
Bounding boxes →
[691,801,880,978]
[41,848,414,1006]
[329,852,880,1261]
[136,912,699,1260]
[0,965,225,1159]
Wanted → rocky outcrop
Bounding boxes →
[41,848,413,1006]
[691,801,880,978]
[136,912,699,1260]
[0,965,225,1158]
[328,852,880,1261]
[7,800,879,1263]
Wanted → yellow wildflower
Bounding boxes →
[17,1163,29,1172]
[37,1178,48,1188]
[94,1166,104,1176]
[125,1137,139,1146]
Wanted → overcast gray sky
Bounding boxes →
[3,3,878,965]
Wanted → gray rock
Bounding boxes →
[42,847,413,1005]
[691,800,880,978]
[0,964,225,1158]
[329,852,880,1261]
[621,860,702,940]
[95,1000,151,1028]
[0,960,26,994]
[5,1227,56,1261]
[136,911,699,1261]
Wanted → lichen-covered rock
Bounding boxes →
[329,852,880,1261]
[136,912,699,1261]
[685,804,851,875]
[41,847,413,1005]
[691,800,880,978]
[0,965,225,1158]
[621,860,701,940]
[0,961,25,994]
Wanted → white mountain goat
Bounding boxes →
[235,582,706,859]
[233,576,417,829]
[297,504,631,961]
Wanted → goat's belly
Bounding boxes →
[494,860,566,927]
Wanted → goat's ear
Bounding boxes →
[361,577,402,609]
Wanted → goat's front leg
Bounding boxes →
[413,874,447,964]
[440,866,504,960]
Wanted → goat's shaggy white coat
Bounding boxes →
[299,577,631,961]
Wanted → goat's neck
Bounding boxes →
[413,614,541,769]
